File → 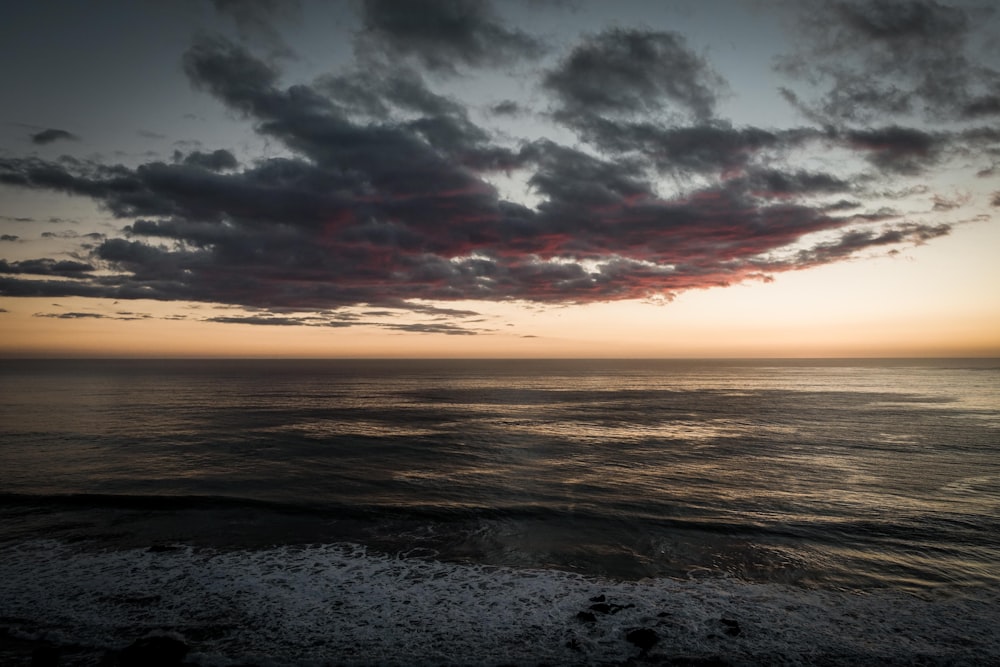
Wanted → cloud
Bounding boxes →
[212,0,301,57]
[520,139,652,208]
[383,301,482,317]
[568,119,807,175]
[1,235,19,242]
[112,311,154,320]
[544,28,723,123]
[0,32,974,315]
[931,193,970,211]
[791,222,952,266]
[41,230,93,239]
[358,0,545,73]
[205,311,481,334]
[30,128,79,145]
[31,309,151,321]
[0,258,95,277]
[489,100,522,116]
[738,168,852,198]
[207,314,335,326]
[778,0,1000,123]
[33,311,108,319]
[380,322,478,335]
[177,149,239,171]
[315,64,516,175]
[182,34,282,116]
[841,126,942,174]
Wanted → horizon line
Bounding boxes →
[2,355,997,361]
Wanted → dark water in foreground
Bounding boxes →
[1,358,998,664]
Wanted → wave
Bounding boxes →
[4,491,997,546]
[1,538,997,666]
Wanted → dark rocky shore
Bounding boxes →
[0,630,196,667]
[1,588,748,667]
[0,598,976,667]
[0,626,744,667]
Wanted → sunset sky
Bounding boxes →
[2,0,999,358]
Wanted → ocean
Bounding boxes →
[0,358,998,665]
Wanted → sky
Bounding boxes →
[1,0,999,358]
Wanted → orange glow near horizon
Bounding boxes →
[2,221,998,360]
[2,278,998,359]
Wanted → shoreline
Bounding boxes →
[1,621,992,667]
[2,539,997,667]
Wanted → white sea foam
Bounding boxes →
[1,539,997,666]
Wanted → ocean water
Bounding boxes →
[0,358,998,665]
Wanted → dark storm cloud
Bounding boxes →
[489,100,522,116]
[358,0,545,73]
[520,139,652,208]
[841,126,942,174]
[182,34,282,116]
[178,149,239,171]
[824,200,862,211]
[0,258,95,277]
[568,119,808,175]
[779,0,1000,123]
[544,28,723,123]
[185,34,514,177]
[0,153,349,227]
[0,32,971,313]
[733,168,853,199]
[30,128,79,145]
[963,95,1000,118]
[328,66,522,172]
[318,65,464,120]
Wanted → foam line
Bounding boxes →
[1,540,997,665]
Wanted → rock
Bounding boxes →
[31,645,59,667]
[146,545,180,553]
[118,635,189,667]
[589,603,613,614]
[666,656,731,666]
[719,618,741,637]
[589,594,606,603]
[625,627,659,653]
[576,611,597,623]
